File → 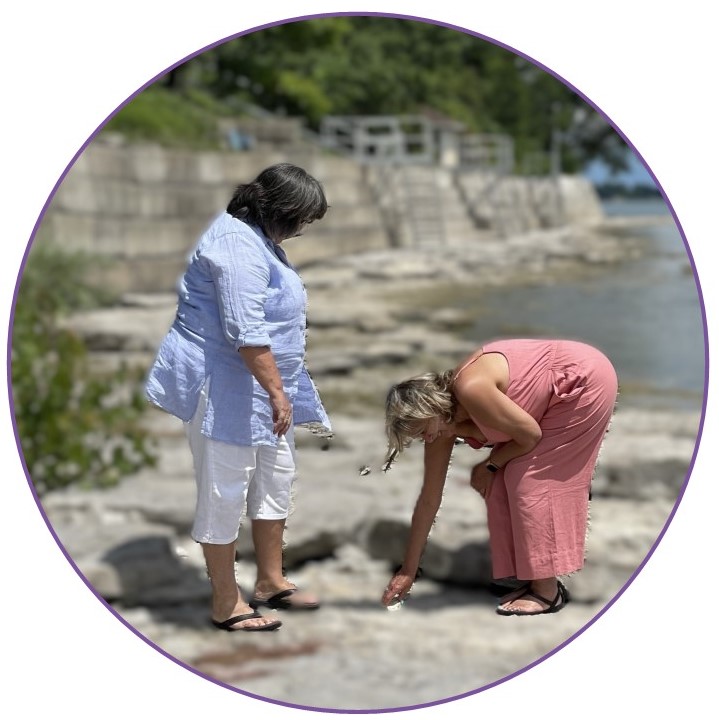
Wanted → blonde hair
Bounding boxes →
[384,370,456,462]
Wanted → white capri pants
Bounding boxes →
[184,381,297,544]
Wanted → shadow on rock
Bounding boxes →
[365,518,495,588]
[100,535,210,625]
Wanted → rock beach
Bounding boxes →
[39,217,701,711]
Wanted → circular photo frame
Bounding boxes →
[5,8,709,716]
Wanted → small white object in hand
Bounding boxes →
[386,597,405,612]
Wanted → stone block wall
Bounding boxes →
[34,134,605,295]
[36,137,388,293]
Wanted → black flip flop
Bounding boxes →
[249,588,320,611]
[496,581,570,616]
[210,611,282,631]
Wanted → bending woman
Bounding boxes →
[381,338,618,616]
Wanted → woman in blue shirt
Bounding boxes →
[146,163,331,631]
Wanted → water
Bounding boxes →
[465,198,706,412]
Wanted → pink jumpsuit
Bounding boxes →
[456,339,618,580]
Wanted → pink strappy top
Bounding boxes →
[452,339,586,446]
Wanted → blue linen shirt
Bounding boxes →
[145,212,331,446]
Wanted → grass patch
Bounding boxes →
[104,86,232,149]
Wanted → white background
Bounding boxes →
[2,2,715,717]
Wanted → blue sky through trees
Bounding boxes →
[584,151,656,188]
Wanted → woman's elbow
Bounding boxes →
[520,426,543,452]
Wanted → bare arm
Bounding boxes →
[381,435,454,605]
[455,363,543,500]
[456,373,542,467]
[238,346,292,436]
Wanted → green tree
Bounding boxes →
[113,16,628,172]
[10,246,157,496]
[203,17,626,171]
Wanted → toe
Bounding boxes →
[239,618,272,629]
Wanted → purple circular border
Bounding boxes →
[6,10,709,715]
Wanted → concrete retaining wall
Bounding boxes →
[36,134,605,293]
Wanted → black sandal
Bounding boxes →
[489,580,531,599]
[249,587,320,611]
[210,611,282,632]
[496,581,570,616]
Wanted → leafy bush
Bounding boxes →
[10,245,157,496]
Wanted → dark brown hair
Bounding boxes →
[226,162,328,241]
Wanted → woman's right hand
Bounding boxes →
[270,391,293,436]
[381,569,414,606]
[238,347,292,436]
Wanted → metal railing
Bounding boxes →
[320,115,435,165]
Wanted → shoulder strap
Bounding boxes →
[452,348,484,386]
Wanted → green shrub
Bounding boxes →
[104,86,224,149]
[10,245,157,496]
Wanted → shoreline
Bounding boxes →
[298,215,701,417]
[69,212,701,416]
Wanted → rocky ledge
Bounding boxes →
[38,401,699,710]
[36,219,702,711]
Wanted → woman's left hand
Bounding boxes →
[470,463,494,500]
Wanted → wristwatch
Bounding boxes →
[485,460,501,473]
